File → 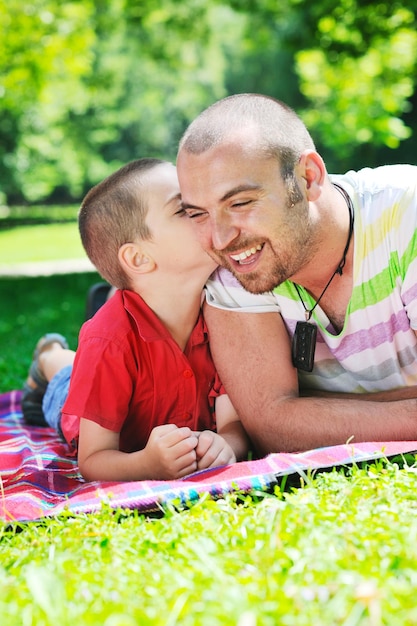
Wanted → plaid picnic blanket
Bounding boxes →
[1,390,416,523]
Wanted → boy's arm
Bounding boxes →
[77,418,199,481]
[195,394,250,470]
[215,394,250,461]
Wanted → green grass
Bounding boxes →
[0,273,101,391]
[0,222,86,265]
[2,461,417,624]
[2,222,417,624]
[0,218,97,390]
[0,203,79,227]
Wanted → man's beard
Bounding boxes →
[232,264,286,294]
[213,246,290,294]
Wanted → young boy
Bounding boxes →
[21,158,249,482]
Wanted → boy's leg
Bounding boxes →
[41,363,74,437]
[22,333,72,426]
[40,347,75,382]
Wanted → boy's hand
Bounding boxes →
[144,425,198,479]
[195,430,236,470]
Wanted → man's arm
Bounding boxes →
[301,387,417,401]
[204,304,417,455]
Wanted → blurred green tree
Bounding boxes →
[1,0,416,205]
[224,0,417,171]
[0,0,242,204]
[0,0,97,203]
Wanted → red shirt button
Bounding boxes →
[183,369,193,379]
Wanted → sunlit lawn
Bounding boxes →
[0,222,86,266]
[2,462,417,625]
[1,221,417,625]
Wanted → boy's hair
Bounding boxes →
[79,158,166,289]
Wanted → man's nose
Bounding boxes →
[211,217,239,250]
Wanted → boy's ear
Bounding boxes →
[297,150,326,201]
[118,242,155,275]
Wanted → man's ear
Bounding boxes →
[297,150,327,201]
[118,242,156,275]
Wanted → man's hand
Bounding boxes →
[195,430,236,470]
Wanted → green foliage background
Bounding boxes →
[1,0,417,207]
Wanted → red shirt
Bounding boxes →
[61,289,222,452]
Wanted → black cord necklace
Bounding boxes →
[291,184,354,372]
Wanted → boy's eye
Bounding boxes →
[183,208,206,218]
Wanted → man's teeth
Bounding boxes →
[230,245,262,262]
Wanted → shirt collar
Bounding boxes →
[121,289,208,346]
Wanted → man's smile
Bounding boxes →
[229,244,263,263]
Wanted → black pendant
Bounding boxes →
[292,321,317,372]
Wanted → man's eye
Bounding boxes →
[231,200,251,208]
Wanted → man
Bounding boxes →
[176,93,417,455]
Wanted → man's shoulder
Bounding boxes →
[331,164,417,194]
[205,269,279,312]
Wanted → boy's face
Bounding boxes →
[143,163,217,277]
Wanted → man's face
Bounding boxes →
[177,140,314,293]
